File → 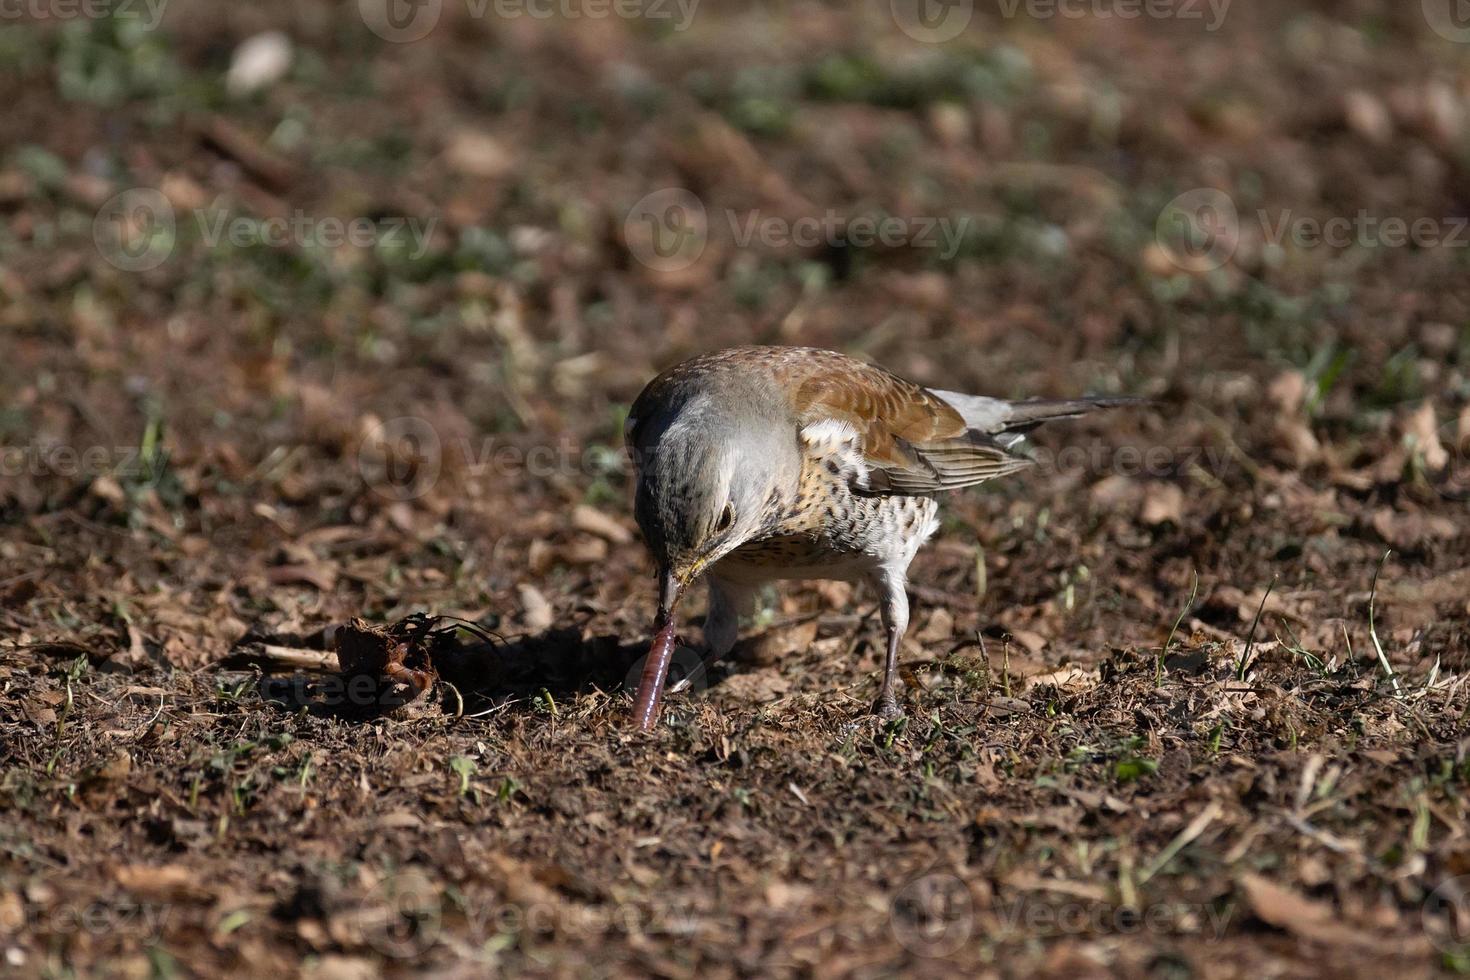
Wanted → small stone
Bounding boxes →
[226,31,293,97]
[1343,90,1392,145]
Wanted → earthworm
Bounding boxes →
[632,620,678,732]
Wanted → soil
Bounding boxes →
[2,2,1470,977]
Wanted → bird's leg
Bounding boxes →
[669,575,751,694]
[872,566,910,720]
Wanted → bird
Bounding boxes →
[624,345,1138,728]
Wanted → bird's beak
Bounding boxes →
[655,565,685,627]
[633,564,687,732]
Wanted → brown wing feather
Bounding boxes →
[778,349,1031,494]
[630,346,1046,495]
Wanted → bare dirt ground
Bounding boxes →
[3,2,1470,976]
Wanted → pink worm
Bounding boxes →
[632,620,678,732]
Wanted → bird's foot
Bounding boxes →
[873,692,905,721]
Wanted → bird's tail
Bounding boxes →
[934,390,1148,437]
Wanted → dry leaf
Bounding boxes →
[114,864,210,902]
[226,31,293,97]
[517,584,554,632]
[571,504,633,544]
[1141,483,1185,526]
[736,619,818,667]
[1404,402,1448,471]
[267,564,338,591]
[445,130,515,179]
[1371,509,1459,549]
[1240,874,1377,948]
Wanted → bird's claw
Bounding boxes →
[873,694,904,721]
[667,670,699,694]
[667,646,713,694]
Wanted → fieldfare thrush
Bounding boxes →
[625,345,1138,730]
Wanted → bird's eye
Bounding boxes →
[716,503,735,533]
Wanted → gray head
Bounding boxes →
[628,383,799,617]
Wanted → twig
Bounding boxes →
[464,698,519,719]
[1139,800,1222,884]
[230,644,337,672]
[1235,576,1277,681]
[443,681,464,719]
[1156,570,1198,686]
[1368,550,1402,698]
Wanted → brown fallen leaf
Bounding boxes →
[1009,629,1047,655]
[1343,89,1393,145]
[1370,508,1459,550]
[718,671,792,702]
[1267,370,1308,415]
[571,504,633,544]
[444,130,515,179]
[1141,482,1185,526]
[268,564,338,591]
[916,606,954,644]
[1404,402,1448,471]
[736,618,818,667]
[1026,666,1097,691]
[1239,874,1378,948]
[517,584,555,632]
[114,864,211,902]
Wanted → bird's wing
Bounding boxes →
[783,352,1033,495]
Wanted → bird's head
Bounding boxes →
[628,390,797,623]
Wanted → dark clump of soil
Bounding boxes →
[335,617,441,697]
